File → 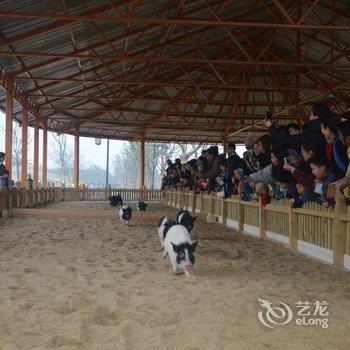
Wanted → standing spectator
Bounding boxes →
[320,117,348,180]
[226,142,245,176]
[332,120,350,191]
[218,159,233,198]
[309,156,336,206]
[205,146,222,191]
[0,152,9,188]
[27,174,33,188]
[256,134,273,168]
[255,182,270,206]
[283,149,314,187]
[287,123,301,135]
[265,102,330,150]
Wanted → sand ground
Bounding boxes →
[0,201,349,350]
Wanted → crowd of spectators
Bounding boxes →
[161,103,350,208]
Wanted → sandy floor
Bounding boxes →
[0,201,350,349]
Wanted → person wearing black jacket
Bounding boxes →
[226,142,245,176]
[265,103,329,151]
[0,152,9,188]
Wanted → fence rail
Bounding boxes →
[165,190,350,271]
[0,187,163,213]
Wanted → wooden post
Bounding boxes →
[192,192,197,214]
[21,107,28,187]
[33,119,39,188]
[238,196,244,232]
[207,193,216,223]
[288,206,298,250]
[333,191,347,267]
[140,135,145,197]
[222,197,227,227]
[5,75,13,180]
[259,198,267,239]
[73,132,80,188]
[42,121,48,187]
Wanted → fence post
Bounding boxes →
[238,196,244,232]
[259,198,266,239]
[207,193,215,223]
[288,205,298,250]
[333,191,347,267]
[221,197,227,227]
[192,192,197,215]
[2,188,11,217]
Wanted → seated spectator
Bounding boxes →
[320,116,348,180]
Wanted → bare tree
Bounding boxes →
[0,122,32,181]
[51,134,72,184]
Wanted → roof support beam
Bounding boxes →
[0,11,348,30]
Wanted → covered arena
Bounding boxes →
[0,0,350,349]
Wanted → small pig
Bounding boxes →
[119,204,132,224]
[109,195,123,207]
[163,224,198,277]
[176,210,197,232]
[137,201,148,211]
[157,216,176,249]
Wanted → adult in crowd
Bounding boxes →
[320,116,348,180]
[226,142,246,176]
[0,152,9,188]
[265,103,330,151]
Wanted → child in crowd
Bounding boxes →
[290,183,315,208]
[255,182,270,206]
[218,159,233,198]
[309,156,336,206]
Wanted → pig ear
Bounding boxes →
[190,241,198,251]
[171,243,179,253]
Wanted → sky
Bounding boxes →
[0,111,246,173]
[0,111,125,170]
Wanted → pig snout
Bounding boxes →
[179,261,193,270]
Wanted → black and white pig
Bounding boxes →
[163,224,198,277]
[157,216,176,249]
[137,201,148,211]
[176,210,197,233]
[119,204,132,224]
[109,195,123,207]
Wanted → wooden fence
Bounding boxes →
[0,187,163,213]
[165,190,350,271]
